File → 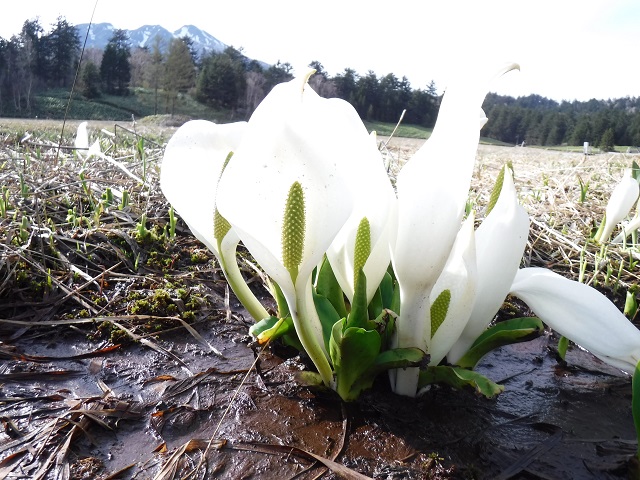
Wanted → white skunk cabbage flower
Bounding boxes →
[596,168,639,242]
[510,267,640,373]
[447,166,530,364]
[326,131,396,304]
[74,121,89,152]
[217,71,370,387]
[390,62,519,396]
[160,120,269,322]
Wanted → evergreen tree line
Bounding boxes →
[482,94,640,150]
[3,16,640,149]
[0,17,442,125]
[0,17,80,114]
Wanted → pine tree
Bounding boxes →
[42,16,80,88]
[81,61,100,98]
[599,127,615,152]
[163,38,196,115]
[100,29,131,95]
[196,48,246,110]
[146,36,165,115]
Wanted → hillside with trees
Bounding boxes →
[2,16,640,150]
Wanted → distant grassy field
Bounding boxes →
[3,88,233,123]
[3,89,634,155]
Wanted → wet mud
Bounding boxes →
[1,311,636,479]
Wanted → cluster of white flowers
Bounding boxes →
[160,65,640,400]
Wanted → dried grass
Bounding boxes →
[382,136,640,295]
[2,120,640,477]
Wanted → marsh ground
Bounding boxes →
[1,120,639,479]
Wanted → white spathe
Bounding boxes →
[160,119,247,257]
[74,121,89,151]
[428,213,477,366]
[390,62,519,396]
[510,267,640,372]
[596,168,639,242]
[216,73,358,303]
[326,131,396,304]
[447,166,530,364]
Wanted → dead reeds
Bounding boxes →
[2,121,640,477]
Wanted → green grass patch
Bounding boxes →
[5,88,233,122]
[363,120,515,146]
[364,121,432,139]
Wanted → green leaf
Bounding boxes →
[270,281,290,319]
[383,311,396,348]
[296,371,325,388]
[346,269,369,330]
[390,276,401,315]
[249,316,295,344]
[369,308,392,339]
[348,347,427,400]
[557,335,569,360]
[419,366,504,398]
[379,270,394,310]
[334,327,381,401]
[370,347,427,376]
[315,256,347,319]
[329,318,345,370]
[455,317,545,368]
[313,290,343,354]
[281,332,304,351]
[368,287,383,320]
[633,160,640,184]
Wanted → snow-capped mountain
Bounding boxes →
[171,25,226,53]
[75,22,228,56]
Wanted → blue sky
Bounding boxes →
[2,0,638,102]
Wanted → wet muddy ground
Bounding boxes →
[1,300,637,479]
[2,132,640,479]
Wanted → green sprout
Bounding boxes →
[625,285,639,320]
[120,190,130,210]
[136,213,150,242]
[102,187,113,206]
[18,172,29,199]
[0,186,9,217]
[19,216,30,243]
[168,206,177,240]
[578,175,589,203]
[79,171,95,208]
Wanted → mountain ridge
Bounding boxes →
[75,22,228,56]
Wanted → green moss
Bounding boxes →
[166,303,178,315]
[128,289,176,316]
[129,299,150,315]
[190,249,209,264]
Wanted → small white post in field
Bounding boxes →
[583,141,590,155]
